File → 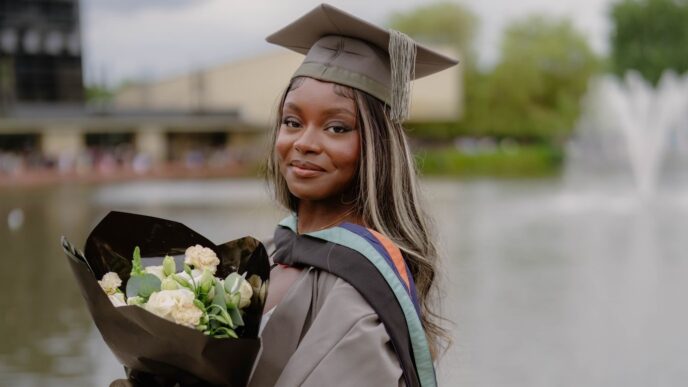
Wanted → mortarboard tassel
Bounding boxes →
[388,29,417,123]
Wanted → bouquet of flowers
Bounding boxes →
[100,244,266,339]
[61,211,270,386]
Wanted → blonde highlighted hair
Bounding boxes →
[265,76,450,359]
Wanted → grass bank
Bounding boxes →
[415,144,563,178]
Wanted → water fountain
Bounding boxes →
[565,71,688,201]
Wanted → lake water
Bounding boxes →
[1,178,686,386]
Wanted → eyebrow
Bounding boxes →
[283,102,355,118]
[323,107,356,117]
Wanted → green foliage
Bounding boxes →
[224,272,242,294]
[416,144,563,178]
[610,0,688,85]
[405,121,465,140]
[131,246,145,276]
[227,302,244,328]
[388,2,480,135]
[388,2,478,61]
[390,4,599,141]
[125,273,161,299]
[466,16,600,140]
[85,85,114,103]
[211,279,231,324]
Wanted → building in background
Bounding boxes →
[0,0,252,182]
[115,48,463,129]
[0,0,84,108]
[0,1,462,184]
[111,47,461,177]
[0,0,85,165]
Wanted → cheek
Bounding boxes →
[274,130,290,162]
[331,137,361,175]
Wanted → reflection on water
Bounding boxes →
[1,178,687,386]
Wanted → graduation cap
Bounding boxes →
[266,3,459,123]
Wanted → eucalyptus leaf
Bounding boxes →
[224,273,242,294]
[212,279,227,311]
[227,305,244,327]
[126,273,161,299]
[210,278,233,329]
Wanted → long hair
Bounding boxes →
[265,76,450,359]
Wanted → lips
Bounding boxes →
[288,160,325,178]
[289,160,325,172]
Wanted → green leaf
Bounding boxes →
[212,279,227,310]
[227,304,244,327]
[221,309,234,328]
[206,286,215,302]
[227,293,240,309]
[209,278,234,329]
[193,299,206,311]
[209,314,230,325]
[131,246,145,276]
[126,273,161,299]
[171,274,192,289]
[212,326,238,339]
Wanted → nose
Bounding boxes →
[293,125,322,154]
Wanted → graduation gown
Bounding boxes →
[249,215,437,387]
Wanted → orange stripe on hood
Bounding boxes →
[368,229,411,291]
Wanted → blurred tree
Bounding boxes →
[610,0,688,85]
[388,2,478,65]
[388,2,479,140]
[85,85,114,103]
[468,16,600,141]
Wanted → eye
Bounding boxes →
[326,124,353,134]
[282,118,301,128]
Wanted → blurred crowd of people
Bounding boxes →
[0,144,247,180]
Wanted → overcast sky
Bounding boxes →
[80,0,615,86]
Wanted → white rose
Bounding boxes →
[98,272,122,295]
[238,279,253,309]
[144,265,165,280]
[108,292,126,307]
[144,289,203,328]
[144,290,177,319]
[184,245,220,274]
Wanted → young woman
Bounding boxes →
[250,4,458,387]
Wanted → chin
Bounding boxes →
[286,181,336,202]
[288,187,329,201]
